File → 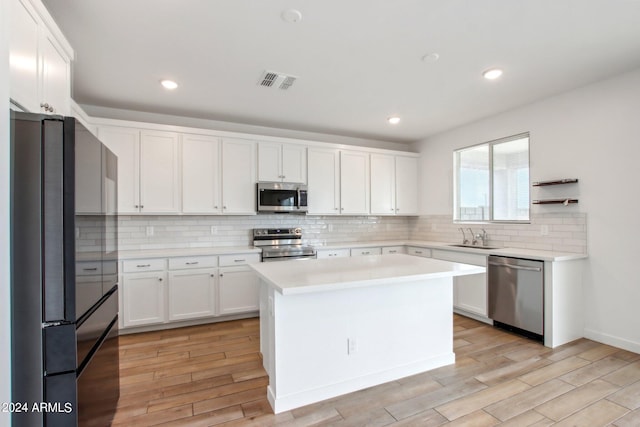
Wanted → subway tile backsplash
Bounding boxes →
[77,212,586,254]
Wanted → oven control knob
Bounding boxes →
[294,228,301,234]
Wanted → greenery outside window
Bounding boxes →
[454,133,530,222]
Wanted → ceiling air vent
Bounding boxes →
[258,70,297,90]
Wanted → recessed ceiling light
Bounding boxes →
[482,68,503,80]
[281,9,302,23]
[388,116,401,125]
[421,53,440,63]
[160,79,178,90]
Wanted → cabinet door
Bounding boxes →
[340,151,370,214]
[168,269,217,321]
[281,144,307,183]
[221,138,257,214]
[182,134,221,214]
[257,142,282,182]
[395,156,419,215]
[98,127,140,214]
[140,131,180,213]
[39,32,70,115]
[454,274,488,317]
[10,0,40,112]
[123,272,166,327]
[370,154,396,215]
[307,148,340,214]
[218,266,260,315]
[75,127,103,214]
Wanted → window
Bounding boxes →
[454,133,530,222]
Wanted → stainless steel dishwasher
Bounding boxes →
[488,256,544,341]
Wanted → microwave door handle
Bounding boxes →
[297,188,301,209]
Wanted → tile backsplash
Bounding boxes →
[77,212,586,254]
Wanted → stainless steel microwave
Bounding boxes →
[257,182,308,213]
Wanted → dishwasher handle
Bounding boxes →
[488,261,542,272]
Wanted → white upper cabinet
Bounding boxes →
[98,127,180,214]
[395,156,419,215]
[10,0,39,112]
[370,154,396,215]
[221,138,257,214]
[98,127,140,214]
[10,0,72,115]
[307,148,340,214]
[181,134,222,214]
[140,131,181,213]
[370,154,419,216]
[340,151,370,215]
[258,142,306,183]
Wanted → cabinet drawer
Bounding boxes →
[219,253,261,267]
[382,246,407,255]
[316,248,351,259]
[122,258,166,273]
[168,255,218,270]
[431,249,486,266]
[350,247,382,257]
[407,247,432,257]
[76,261,101,276]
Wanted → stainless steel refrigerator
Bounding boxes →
[10,111,120,426]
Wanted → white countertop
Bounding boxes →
[316,240,587,262]
[250,254,485,295]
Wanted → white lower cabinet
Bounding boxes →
[218,266,260,315]
[122,270,167,327]
[168,268,217,321]
[431,249,488,321]
[121,252,260,330]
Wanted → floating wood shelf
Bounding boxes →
[533,198,578,205]
[532,178,579,187]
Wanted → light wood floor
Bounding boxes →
[111,315,640,426]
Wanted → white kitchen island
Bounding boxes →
[250,254,485,413]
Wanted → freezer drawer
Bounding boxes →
[488,256,544,338]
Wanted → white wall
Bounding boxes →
[414,68,640,353]
[1,0,13,422]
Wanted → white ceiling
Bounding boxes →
[42,0,640,144]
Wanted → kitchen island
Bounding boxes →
[250,254,485,413]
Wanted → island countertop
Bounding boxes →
[250,253,485,295]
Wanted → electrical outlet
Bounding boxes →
[431,223,437,231]
[540,225,549,236]
[347,338,357,355]
[210,226,217,235]
[75,227,80,239]
[146,226,154,237]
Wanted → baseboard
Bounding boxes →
[453,308,493,325]
[583,328,640,354]
[267,352,455,414]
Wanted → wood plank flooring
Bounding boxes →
[111,315,640,426]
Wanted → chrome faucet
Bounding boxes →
[477,229,488,247]
[468,228,477,245]
[458,228,469,245]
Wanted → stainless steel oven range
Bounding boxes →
[253,228,317,262]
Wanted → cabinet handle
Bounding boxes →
[363,251,370,255]
[389,250,396,254]
[415,251,422,254]
[223,206,227,210]
[210,274,215,277]
[134,205,139,208]
[40,102,53,112]
[137,264,151,268]
[185,262,199,265]
[334,207,339,210]
[233,259,245,263]
[214,205,218,209]
[140,205,144,209]
[82,267,98,271]
[158,277,163,281]
[219,273,224,277]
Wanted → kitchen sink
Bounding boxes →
[448,244,500,250]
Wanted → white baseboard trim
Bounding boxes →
[454,308,493,325]
[583,328,640,354]
[267,352,455,414]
